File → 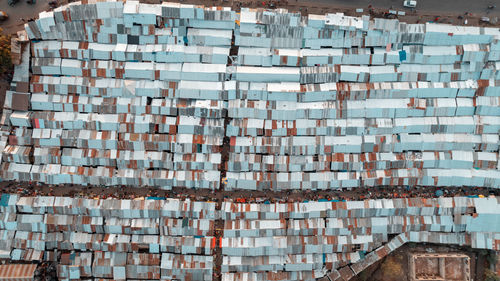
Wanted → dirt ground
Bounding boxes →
[356,243,484,281]
[414,255,468,280]
[172,0,500,28]
[307,0,500,19]
[445,257,467,280]
[415,257,441,278]
[0,178,497,202]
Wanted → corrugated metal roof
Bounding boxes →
[8,0,500,190]
[2,1,500,279]
[0,264,37,281]
[0,194,498,280]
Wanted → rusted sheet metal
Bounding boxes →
[0,264,37,281]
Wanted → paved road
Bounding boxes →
[0,0,49,34]
[304,0,500,17]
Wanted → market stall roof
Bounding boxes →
[0,264,37,281]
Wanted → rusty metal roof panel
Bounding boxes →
[0,264,37,281]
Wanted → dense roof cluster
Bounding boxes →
[0,1,498,190]
[0,1,499,280]
[0,194,499,281]
[0,194,216,280]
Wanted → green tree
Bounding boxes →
[0,28,12,78]
[379,256,404,281]
[485,269,500,281]
[487,251,498,267]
